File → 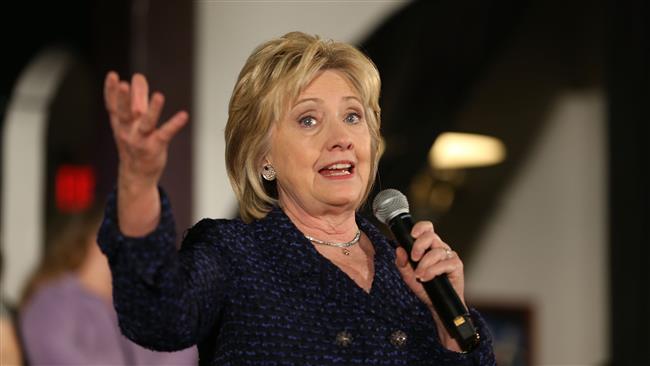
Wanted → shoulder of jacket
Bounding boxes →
[183,217,252,247]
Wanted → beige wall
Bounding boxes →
[466,91,608,365]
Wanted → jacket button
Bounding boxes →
[390,330,408,348]
[335,331,353,347]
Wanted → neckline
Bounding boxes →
[312,231,376,294]
[264,205,391,296]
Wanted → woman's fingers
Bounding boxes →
[104,71,119,113]
[409,221,435,261]
[414,248,460,281]
[103,71,187,164]
[411,220,434,238]
[395,246,433,308]
[157,111,189,143]
[395,246,409,268]
[410,222,457,281]
[414,246,452,272]
[395,221,467,351]
[131,74,152,131]
[116,81,132,123]
[396,219,466,303]
[141,92,164,134]
[410,230,436,261]
[395,247,419,288]
[131,73,149,115]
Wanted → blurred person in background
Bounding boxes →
[19,208,197,365]
[1,250,24,365]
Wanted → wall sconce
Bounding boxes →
[410,132,506,218]
[429,132,506,170]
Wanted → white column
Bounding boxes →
[1,48,72,303]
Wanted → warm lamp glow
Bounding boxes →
[429,132,506,169]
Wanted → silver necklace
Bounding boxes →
[305,230,361,256]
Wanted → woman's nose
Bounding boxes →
[325,119,354,151]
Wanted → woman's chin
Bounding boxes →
[317,192,363,211]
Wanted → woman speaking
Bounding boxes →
[98,32,496,365]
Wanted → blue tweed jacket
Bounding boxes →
[98,190,495,365]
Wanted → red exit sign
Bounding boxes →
[55,165,95,213]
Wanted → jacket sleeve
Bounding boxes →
[97,188,233,351]
[429,308,497,366]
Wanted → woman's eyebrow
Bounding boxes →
[343,96,362,103]
[292,97,321,108]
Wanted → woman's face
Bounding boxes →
[267,70,372,215]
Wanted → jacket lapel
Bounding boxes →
[252,206,426,326]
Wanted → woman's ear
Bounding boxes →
[262,148,274,167]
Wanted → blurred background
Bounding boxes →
[0,0,647,365]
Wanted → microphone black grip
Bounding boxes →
[389,213,480,352]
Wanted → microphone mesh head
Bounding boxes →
[372,189,410,224]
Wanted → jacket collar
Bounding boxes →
[252,205,394,277]
[250,206,423,324]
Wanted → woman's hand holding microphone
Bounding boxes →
[394,221,467,352]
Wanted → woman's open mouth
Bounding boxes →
[319,162,355,177]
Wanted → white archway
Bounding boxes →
[1,48,73,303]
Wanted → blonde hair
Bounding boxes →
[225,32,382,222]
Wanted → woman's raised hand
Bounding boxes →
[104,71,188,236]
[104,71,188,186]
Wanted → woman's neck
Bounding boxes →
[279,195,359,243]
[77,243,113,302]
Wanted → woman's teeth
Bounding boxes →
[320,163,353,176]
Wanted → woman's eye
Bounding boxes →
[299,116,317,127]
[344,113,361,124]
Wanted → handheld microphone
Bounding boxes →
[373,189,480,352]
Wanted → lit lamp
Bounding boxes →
[411,132,506,216]
[429,132,506,170]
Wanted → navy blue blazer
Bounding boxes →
[98,190,495,365]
